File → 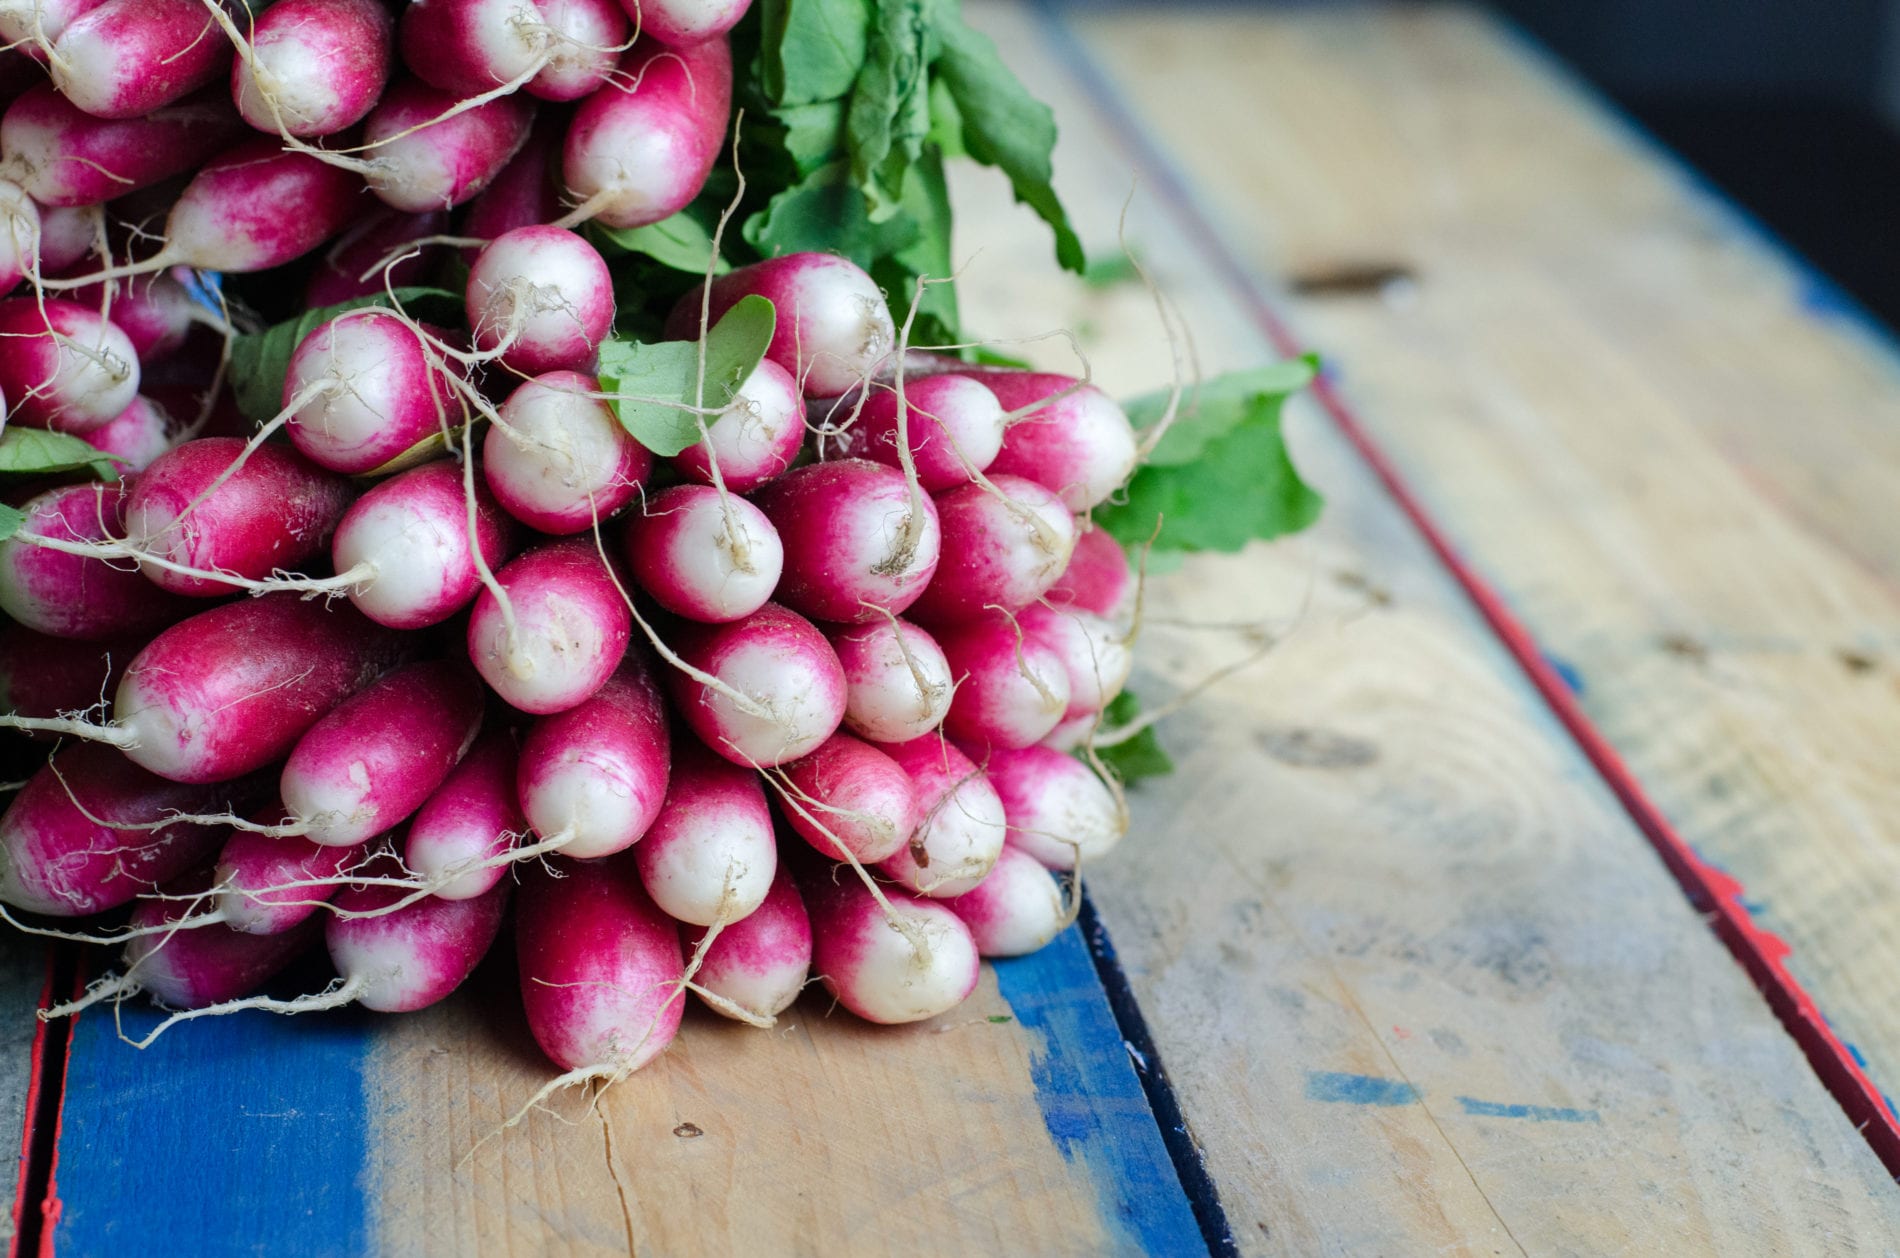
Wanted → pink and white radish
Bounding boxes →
[459,121,561,249]
[944,843,1065,957]
[466,539,632,714]
[753,458,940,624]
[0,0,106,57]
[964,370,1138,511]
[620,483,780,623]
[821,374,1005,492]
[668,357,803,492]
[0,295,138,431]
[65,273,201,361]
[229,0,392,137]
[283,307,465,475]
[0,178,30,294]
[1020,602,1131,720]
[466,226,614,374]
[361,78,533,212]
[0,481,191,638]
[279,660,485,847]
[525,0,628,100]
[777,731,916,864]
[668,252,893,397]
[0,82,242,206]
[626,0,751,47]
[560,37,730,229]
[665,602,846,768]
[878,736,1005,897]
[0,625,140,719]
[303,207,448,306]
[906,474,1075,624]
[516,653,670,857]
[484,369,650,532]
[32,201,95,274]
[633,739,774,926]
[933,609,1070,750]
[404,730,527,901]
[679,864,809,1022]
[330,458,518,631]
[800,863,978,1024]
[1047,523,1133,618]
[119,875,321,1009]
[214,814,367,934]
[400,0,626,102]
[323,871,509,1011]
[826,617,953,745]
[985,743,1125,871]
[49,0,232,120]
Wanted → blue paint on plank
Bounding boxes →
[1304,1071,1419,1106]
[1456,1096,1600,1123]
[993,926,1205,1257]
[56,1000,373,1258]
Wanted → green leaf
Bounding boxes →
[935,15,1084,274]
[0,502,25,542]
[589,213,730,276]
[1124,358,1318,467]
[0,428,120,479]
[774,100,848,174]
[1090,691,1174,786]
[761,0,871,105]
[846,0,934,218]
[1097,363,1324,553]
[227,288,461,423]
[600,295,778,457]
[743,162,919,265]
[1082,252,1142,290]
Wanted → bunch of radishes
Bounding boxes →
[0,0,1155,1080]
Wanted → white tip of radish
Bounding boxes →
[670,357,804,493]
[945,845,1066,958]
[806,873,979,1025]
[1021,604,1132,720]
[668,604,848,768]
[828,618,954,746]
[466,226,614,376]
[634,748,775,927]
[485,370,649,534]
[986,744,1125,871]
[682,866,811,1022]
[622,484,783,624]
[880,738,1006,898]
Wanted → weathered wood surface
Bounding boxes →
[1064,0,1900,1124]
[957,0,1900,1251]
[0,938,43,1252]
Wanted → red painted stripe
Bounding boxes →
[33,968,78,1258]
[8,954,53,1258]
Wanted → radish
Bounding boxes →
[524,0,627,101]
[0,83,242,206]
[466,538,632,714]
[1047,523,1133,618]
[33,201,96,274]
[668,357,803,492]
[283,307,465,475]
[0,295,138,431]
[626,0,751,48]
[878,736,1005,898]
[620,483,781,623]
[944,844,1065,958]
[279,661,485,847]
[459,117,562,250]
[800,862,978,1024]
[561,37,730,229]
[516,854,685,1074]
[0,0,107,56]
[0,178,31,293]
[123,436,354,596]
[323,871,509,1011]
[404,730,526,901]
[753,459,940,624]
[668,253,893,397]
[633,739,775,926]
[679,864,809,1023]
[906,474,1076,624]
[361,78,533,212]
[985,743,1124,871]
[963,371,1138,512]
[214,813,367,934]
[516,652,670,857]
[0,481,191,638]
[665,602,846,768]
[303,206,449,306]
[0,743,252,915]
[820,374,1005,492]
[400,0,626,103]
[466,225,614,374]
[119,874,321,1009]
[1020,602,1131,719]
[50,0,232,120]
[934,609,1071,750]
[0,625,140,719]
[330,459,518,631]
[826,617,953,745]
[777,731,916,864]
[66,273,200,361]
[484,370,650,534]
[229,0,392,138]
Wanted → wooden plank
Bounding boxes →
[0,941,45,1254]
[951,1,1900,1251]
[1064,1,1900,1126]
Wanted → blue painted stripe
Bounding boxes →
[1305,1071,1419,1106]
[1456,1097,1600,1124]
[993,926,1206,1257]
[55,999,372,1257]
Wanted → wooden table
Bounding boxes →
[13,3,1900,1253]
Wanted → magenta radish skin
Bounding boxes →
[303,206,449,306]
[112,594,405,783]
[279,661,485,847]
[0,83,242,206]
[0,744,249,915]
[214,818,365,935]
[666,603,847,768]
[779,732,917,864]
[466,226,615,374]
[398,0,546,97]
[1020,603,1131,720]
[331,459,517,631]
[562,38,731,229]
[50,0,231,119]
[459,123,562,251]
[362,78,533,212]
[800,865,978,1025]
[944,843,1065,958]
[517,654,670,857]
[484,370,649,532]
[680,864,809,1021]
[164,139,366,273]
[0,180,35,294]
[963,371,1138,512]
[633,740,775,926]
[326,875,509,1012]
[65,273,197,361]
[32,203,94,275]
[0,625,141,719]
[284,308,463,475]
[517,855,685,1073]
[878,736,1005,898]
[124,437,354,597]
[466,539,633,714]
[1048,524,1132,618]
[404,730,525,901]
[124,877,321,1009]
[669,357,804,492]
[627,0,751,47]
[753,459,940,624]
[0,481,191,639]
[0,296,138,431]
[527,0,626,100]
[827,618,953,745]
[906,475,1076,624]
[620,484,781,624]
[232,0,391,137]
[934,610,1072,750]
[0,0,107,56]
[668,253,893,397]
[823,375,1005,492]
[985,743,1124,871]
